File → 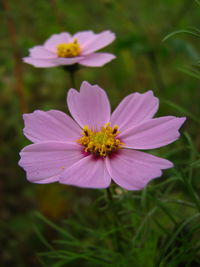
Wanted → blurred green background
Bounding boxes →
[1,0,200,266]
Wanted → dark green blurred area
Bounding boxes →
[1,0,200,266]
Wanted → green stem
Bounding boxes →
[181,171,200,213]
[62,63,79,88]
[146,49,166,91]
[105,188,122,252]
[186,180,200,213]
[106,187,113,202]
[69,70,76,88]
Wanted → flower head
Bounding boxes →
[19,82,186,190]
[23,31,116,68]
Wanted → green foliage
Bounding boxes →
[34,164,200,267]
[163,24,200,81]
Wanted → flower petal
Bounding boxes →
[67,81,111,130]
[111,91,159,132]
[49,57,83,65]
[79,53,116,67]
[81,30,116,55]
[60,156,111,189]
[72,31,95,46]
[19,142,84,183]
[23,56,83,67]
[23,57,58,68]
[120,116,186,149]
[29,46,56,58]
[106,149,173,190]
[44,33,71,52]
[23,110,81,143]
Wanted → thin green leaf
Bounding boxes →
[162,99,200,124]
[34,211,77,241]
[132,207,157,245]
[158,213,200,265]
[163,30,200,42]
[178,66,200,80]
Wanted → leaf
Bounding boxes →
[157,213,200,266]
[163,30,200,42]
[178,66,200,80]
[162,99,200,124]
[34,211,76,241]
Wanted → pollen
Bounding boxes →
[77,123,124,157]
[56,39,81,58]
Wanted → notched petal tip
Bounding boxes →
[67,80,111,130]
[18,156,23,168]
[102,30,116,39]
[22,57,30,63]
[121,114,187,150]
[112,54,116,59]
[145,90,155,96]
[79,81,106,95]
[174,116,187,132]
[179,116,187,124]
[80,80,91,89]
[111,89,160,132]
[22,110,42,124]
[23,109,40,117]
[160,158,174,169]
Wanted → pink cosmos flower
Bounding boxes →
[23,31,116,68]
[19,81,186,190]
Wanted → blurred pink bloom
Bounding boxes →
[23,31,116,68]
[19,82,186,190]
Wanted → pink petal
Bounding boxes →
[106,149,173,190]
[44,33,71,52]
[23,110,81,143]
[19,142,84,184]
[49,57,83,65]
[120,116,186,149]
[72,31,95,46]
[29,46,56,58]
[79,53,116,67]
[81,30,116,55]
[111,91,159,132]
[23,57,58,68]
[23,56,83,67]
[67,81,111,130]
[60,156,111,189]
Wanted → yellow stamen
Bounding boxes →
[56,39,81,58]
[77,123,124,157]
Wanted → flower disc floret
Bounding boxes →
[56,39,81,57]
[77,123,123,157]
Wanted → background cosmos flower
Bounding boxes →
[19,81,186,190]
[23,31,116,68]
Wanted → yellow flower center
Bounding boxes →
[77,123,124,157]
[56,39,81,57]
